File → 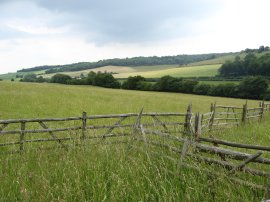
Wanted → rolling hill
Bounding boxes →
[1,48,269,80]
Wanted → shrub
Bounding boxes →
[193,83,212,95]
[51,74,72,84]
[237,76,268,99]
[122,76,146,90]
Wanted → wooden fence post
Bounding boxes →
[242,101,248,123]
[194,113,202,140]
[209,102,216,131]
[184,104,192,134]
[260,101,265,121]
[82,112,87,139]
[20,122,26,151]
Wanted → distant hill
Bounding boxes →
[1,46,269,81]
[17,53,231,74]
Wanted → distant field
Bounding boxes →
[114,64,221,78]
[188,54,238,66]
[199,80,240,85]
[41,64,220,79]
[42,65,180,78]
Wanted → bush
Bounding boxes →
[193,83,212,95]
[238,76,268,99]
[208,83,237,97]
[93,72,121,88]
[179,80,199,93]
[22,73,37,82]
[122,76,146,90]
[136,81,154,91]
[51,74,72,84]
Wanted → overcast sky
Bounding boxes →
[0,0,269,74]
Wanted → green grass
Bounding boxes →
[0,81,268,201]
[199,80,240,85]
[0,140,265,201]
[0,81,257,119]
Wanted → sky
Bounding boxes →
[0,0,269,74]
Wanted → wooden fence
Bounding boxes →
[0,111,190,151]
[1,101,270,193]
[194,101,267,135]
[0,101,269,151]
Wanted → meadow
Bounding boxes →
[0,81,269,201]
[0,80,256,119]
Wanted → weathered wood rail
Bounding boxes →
[0,101,268,151]
[0,110,190,151]
[193,101,267,135]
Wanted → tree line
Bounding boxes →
[20,72,121,89]
[219,53,270,77]
[20,72,270,100]
[17,53,228,74]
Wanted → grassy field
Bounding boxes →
[0,80,257,119]
[199,80,240,85]
[0,81,268,201]
[42,65,178,79]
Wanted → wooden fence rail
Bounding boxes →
[0,109,190,151]
[0,100,269,151]
[195,101,268,135]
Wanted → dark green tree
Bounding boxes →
[238,76,268,99]
[22,73,37,82]
[51,74,72,84]
[122,76,146,90]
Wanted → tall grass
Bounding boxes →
[0,139,265,201]
[0,81,268,201]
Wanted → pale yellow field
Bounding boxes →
[42,64,220,79]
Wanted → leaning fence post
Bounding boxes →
[184,103,192,134]
[20,122,26,151]
[82,112,87,139]
[242,101,248,123]
[194,113,202,140]
[209,102,216,131]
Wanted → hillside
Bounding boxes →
[17,53,229,73]
[41,64,220,79]
[1,48,270,80]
